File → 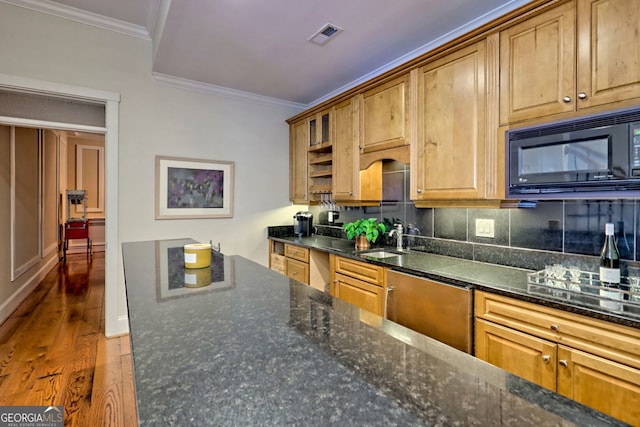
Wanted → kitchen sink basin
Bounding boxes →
[361,250,403,259]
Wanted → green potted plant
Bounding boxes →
[343,218,387,250]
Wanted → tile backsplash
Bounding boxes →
[307,161,640,272]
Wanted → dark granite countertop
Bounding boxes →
[122,238,624,426]
[269,235,640,329]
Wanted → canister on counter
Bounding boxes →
[184,243,212,269]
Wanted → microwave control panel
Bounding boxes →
[633,122,640,174]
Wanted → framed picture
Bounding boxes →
[155,155,234,219]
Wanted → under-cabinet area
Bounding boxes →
[269,240,330,292]
[475,291,640,426]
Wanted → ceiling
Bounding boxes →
[5,0,530,107]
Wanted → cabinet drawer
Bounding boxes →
[286,258,309,284]
[335,273,384,316]
[333,256,385,285]
[475,291,640,370]
[285,244,309,263]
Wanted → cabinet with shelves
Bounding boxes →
[308,109,332,147]
[475,291,640,425]
[330,255,386,316]
[500,0,640,125]
[307,108,334,204]
[307,141,333,203]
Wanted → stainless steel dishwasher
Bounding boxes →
[385,270,473,353]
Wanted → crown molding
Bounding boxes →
[152,73,307,111]
[309,0,530,107]
[0,0,151,40]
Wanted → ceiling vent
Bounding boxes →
[308,23,343,46]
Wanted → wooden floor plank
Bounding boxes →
[0,252,137,426]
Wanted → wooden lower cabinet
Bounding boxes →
[475,291,640,425]
[475,318,557,390]
[557,345,640,424]
[269,241,329,290]
[330,255,386,316]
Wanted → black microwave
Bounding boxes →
[508,107,640,198]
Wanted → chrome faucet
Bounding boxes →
[389,224,403,251]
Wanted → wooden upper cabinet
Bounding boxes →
[332,98,358,201]
[333,98,383,204]
[500,0,640,125]
[412,40,498,202]
[499,0,576,124]
[289,119,308,203]
[577,0,640,109]
[360,73,411,153]
[308,108,332,147]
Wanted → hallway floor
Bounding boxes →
[0,252,137,426]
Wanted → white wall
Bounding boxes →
[0,3,303,335]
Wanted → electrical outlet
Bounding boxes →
[476,218,495,238]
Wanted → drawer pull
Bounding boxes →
[542,355,551,363]
[550,324,559,331]
[559,359,568,368]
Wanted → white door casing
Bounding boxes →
[0,73,123,337]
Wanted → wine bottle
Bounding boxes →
[599,223,622,311]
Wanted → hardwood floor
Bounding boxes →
[0,252,138,426]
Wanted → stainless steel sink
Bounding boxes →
[361,250,403,259]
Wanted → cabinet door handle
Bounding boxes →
[416,189,422,193]
[577,92,587,100]
[384,286,394,320]
[563,96,572,103]
[559,360,569,368]
[550,324,559,331]
[542,355,551,363]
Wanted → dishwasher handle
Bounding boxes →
[384,285,394,319]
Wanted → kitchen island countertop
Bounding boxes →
[122,238,624,426]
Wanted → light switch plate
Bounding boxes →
[476,218,495,238]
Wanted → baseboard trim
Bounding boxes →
[0,255,58,326]
[106,314,130,338]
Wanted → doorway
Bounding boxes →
[0,73,121,337]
